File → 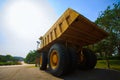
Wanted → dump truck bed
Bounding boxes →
[38,8,108,52]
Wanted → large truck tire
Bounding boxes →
[67,47,78,72]
[48,43,70,76]
[78,48,97,70]
[39,52,47,70]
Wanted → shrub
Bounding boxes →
[97,56,120,60]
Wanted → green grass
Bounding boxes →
[96,60,120,71]
[0,61,22,65]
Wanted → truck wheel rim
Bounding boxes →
[40,56,42,65]
[50,50,59,70]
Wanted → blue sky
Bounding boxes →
[0,0,5,9]
[0,0,119,57]
[48,0,119,21]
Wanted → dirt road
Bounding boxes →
[0,64,120,80]
[0,64,62,80]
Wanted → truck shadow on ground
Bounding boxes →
[63,68,120,80]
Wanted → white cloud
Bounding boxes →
[0,0,57,57]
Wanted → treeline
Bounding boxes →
[0,55,23,65]
[24,50,39,64]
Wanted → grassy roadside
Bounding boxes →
[95,60,120,71]
[0,61,22,66]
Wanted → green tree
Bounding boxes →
[94,2,120,69]
[0,55,14,62]
[6,55,14,61]
[0,55,6,62]
[25,50,37,64]
[95,2,120,56]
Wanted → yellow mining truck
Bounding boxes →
[37,8,108,76]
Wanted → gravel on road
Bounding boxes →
[0,64,62,80]
[0,64,120,80]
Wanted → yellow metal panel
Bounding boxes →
[38,8,108,52]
